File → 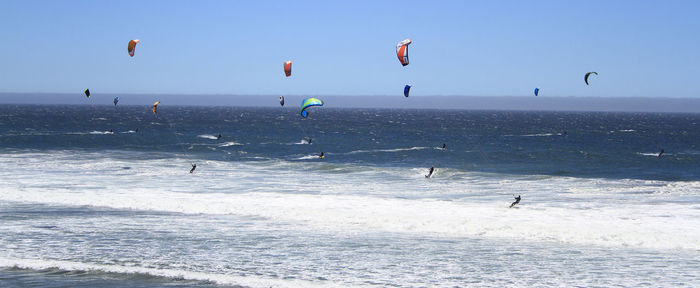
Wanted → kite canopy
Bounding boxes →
[128,39,140,57]
[279,96,285,107]
[113,97,119,106]
[584,72,598,85]
[84,89,90,98]
[404,85,411,97]
[300,98,323,118]
[534,87,539,96]
[396,38,412,66]
[152,101,159,115]
[284,60,292,77]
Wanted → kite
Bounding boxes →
[300,98,323,118]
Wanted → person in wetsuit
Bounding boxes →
[425,166,435,178]
[217,134,222,139]
[319,152,325,159]
[189,163,197,174]
[509,194,521,208]
[658,149,664,158]
[442,143,446,150]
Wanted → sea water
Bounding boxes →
[0,104,699,287]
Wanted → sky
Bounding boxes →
[1,0,699,103]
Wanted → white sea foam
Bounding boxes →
[218,141,243,147]
[288,138,312,145]
[0,258,335,288]
[297,154,322,160]
[637,152,664,157]
[345,146,429,155]
[4,189,698,251]
[197,134,219,140]
[89,130,114,135]
[504,133,561,137]
[1,151,699,251]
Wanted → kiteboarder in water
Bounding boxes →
[442,143,446,150]
[217,134,222,140]
[425,166,435,178]
[189,163,197,174]
[658,149,664,158]
[299,98,324,145]
[319,152,325,159]
[510,195,521,208]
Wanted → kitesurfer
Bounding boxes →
[319,152,325,159]
[442,143,446,150]
[135,128,139,133]
[658,149,664,158]
[190,163,197,174]
[425,166,435,178]
[217,134,222,140]
[510,195,521,208]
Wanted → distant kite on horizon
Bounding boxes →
[152,101,159,115]
[84,89,90,98]
[534,87,540,96]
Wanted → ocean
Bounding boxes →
[0,104,699,287]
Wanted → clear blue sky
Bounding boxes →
[1,0,699,99]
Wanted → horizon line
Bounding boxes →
[1,92,699,113]
[0,92,695,100]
